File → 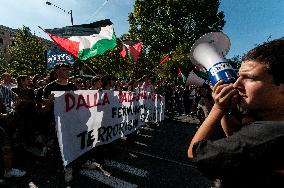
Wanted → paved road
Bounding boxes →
[2,114,212,188]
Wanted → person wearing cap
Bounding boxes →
[43,62,77,183]
[43,63,77,99]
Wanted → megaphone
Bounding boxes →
[186,70,209,87]
[190,32,237,85]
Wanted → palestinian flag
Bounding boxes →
[178,67,186,83]
[159,52,173,65]
[193,65,209,80]
[120,41,143,62]
[42,19,117,60]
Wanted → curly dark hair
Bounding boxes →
[242,39,284,85]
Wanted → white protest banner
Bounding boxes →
[53,90,164,166]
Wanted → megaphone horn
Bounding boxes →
[190,32,237,85]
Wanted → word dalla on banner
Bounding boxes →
[65,90,163,112]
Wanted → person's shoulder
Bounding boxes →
[36,86,45,91]
[43,81,58,93]
[0,84,11,91]
[67,82,76,86]
[11,87,19,92]
[251,121,284,127]
[67,82,77,90]
[44,80,57,87]
[28,88,34,92]
[239,121,284,139]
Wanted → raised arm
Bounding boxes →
[188,81,238,159]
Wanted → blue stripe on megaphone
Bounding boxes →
[208,62,237,85]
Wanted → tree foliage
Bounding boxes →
[0,52,7,74]
[2,0,226,81]
[86,36,154,80]
[128,0,225,80]
[6,26,46,76]
[227,55,242,70]
[86,41,135,79]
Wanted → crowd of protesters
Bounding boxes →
[0,63,213,184]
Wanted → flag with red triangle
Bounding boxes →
[40,19,117,60]
[120,41,143,62]
[178,67,186,83]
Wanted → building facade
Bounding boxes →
[0,25,56,56]
[0,25,59,77]
[0,25,17,53]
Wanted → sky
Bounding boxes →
[0,0,133,38]
[1,0,284,58]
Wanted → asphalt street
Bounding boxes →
[1,114,212,188]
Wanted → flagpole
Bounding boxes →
[46,1,74,25]
[80,60,97,75]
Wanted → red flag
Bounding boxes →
[120,46,127,57]
[120,41,143,61]
[178,67,182,77]
[159,52,173,65]
[130,42,143,61]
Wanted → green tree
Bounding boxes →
[0,52,7,74]
[227,55,242,70]
[86,41,135,79]
[86,36,151,80]
[7,26,46,76]
[128,0,225,80]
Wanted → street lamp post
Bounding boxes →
[46,1,74,25]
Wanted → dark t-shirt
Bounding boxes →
[193,121,284,188]
[182,89,191,101]
[43,81,77,99]
[0,126,10,147]
[11,87,34,100]
[35,87,44,102]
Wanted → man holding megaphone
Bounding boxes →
[187,33,284,187]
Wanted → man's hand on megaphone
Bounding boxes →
[212,80,239,113]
